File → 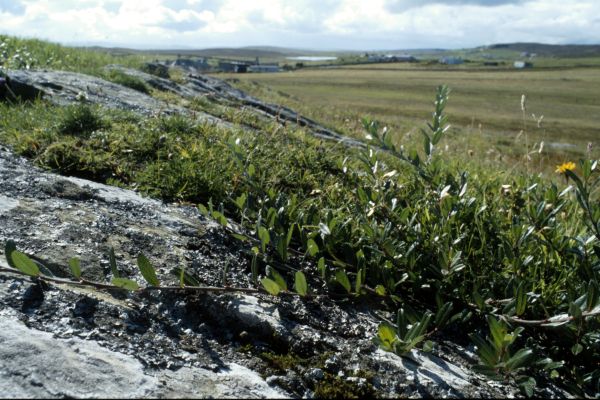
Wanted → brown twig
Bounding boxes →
[0,266,261,294]
[500,310,600,327]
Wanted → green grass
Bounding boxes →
[0,35,147,75]
[217,66,600,177]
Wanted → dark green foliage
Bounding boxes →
[9,250,40,277]
[69,257,81,279]
[111,277,140,291]
[58,104,106,137]
[158,114,195,135]
[137,254,160,287]
[314,373,376,399]
[103,69,151,94]
[4,240,17,269]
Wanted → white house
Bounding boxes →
[514,61,533,69]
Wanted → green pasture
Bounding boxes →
[218,65,600,176]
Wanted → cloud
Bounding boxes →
[157,11,210,32]
[167,0,221,13]
[0,0,26,15]
[385,0,529,13]
[0,0,597,50]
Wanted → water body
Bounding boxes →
[286,56,338,61]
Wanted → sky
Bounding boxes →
[0,0,598,51]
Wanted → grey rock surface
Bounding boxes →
[6,68,221,126]
[0,309,287,399]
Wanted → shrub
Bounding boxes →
[104,69,151,94]
[58,104,106,137]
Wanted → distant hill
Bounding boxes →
[76,45,312,60]
[486,42,600,57]
[76,42,600,61]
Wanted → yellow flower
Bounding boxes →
[555,161,576,174]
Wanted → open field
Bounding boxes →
[217,65,600,176]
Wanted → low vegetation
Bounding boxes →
[1,37,599,397]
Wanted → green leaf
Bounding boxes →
[355,268,363,294]
[397,308,407,338]
[569,302,582,320]
[234,193,247,209]
[423,340,434,352]
[571,343,583,355]
[198,203,209,216]
[472,290,485,310]
[294,271,308,296]
[109,247,119,278]
[470,333,498,367]
[335,269,351,293]
[276,234,288,262]
[472,364,502,379]
[421,129,432,156]
[317,257,326,279]
[179,265,185,287]
[211,210,228,227]
[10,251,40,277]
[406,312,432,342]
[170,267,200,287]
[375,323,397,351]
[258,226,270,253]
[251,247,259,286]
[505,348,534,371]
[286,223,295,248]
[111,277,140,291]
[69,257,82,279]
[137,254,160,287]
[538,358,564,371]
[587,280,599,311]
[247,163,256,178]
[517,376,536,398]
[434,302,453,329]
[268,267,287,291]
[306,238,319,257]
[261,278,281,296]
[231,233,249,242]
[375,285,387,296]
[487,315,506,350]
[4,240,17,269]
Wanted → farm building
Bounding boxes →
[248,65,281,73]
[367,54,416,62]
[170,58,210,72]
[218,61,252,73]
[439,56,464,65]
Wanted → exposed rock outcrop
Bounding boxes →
[6,66,363,147]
